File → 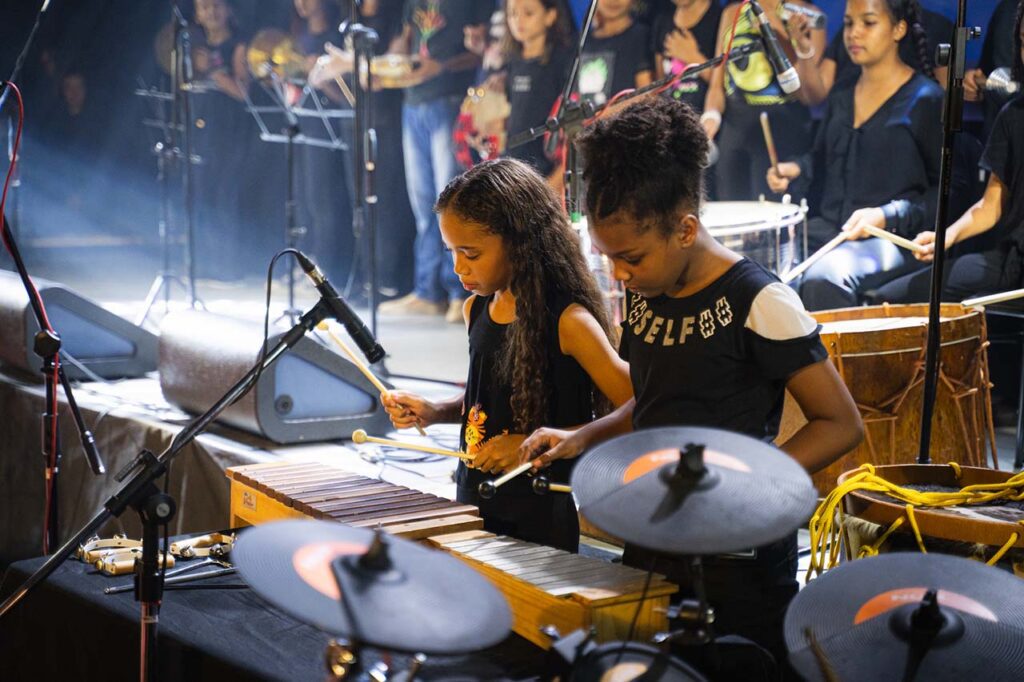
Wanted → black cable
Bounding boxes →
[0,0,51,108]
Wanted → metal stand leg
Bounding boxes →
[1014,333,1024,470]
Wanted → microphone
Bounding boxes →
[748,0,801,95]
[294,251,386,364]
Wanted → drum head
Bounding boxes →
[700,201,803,237]
[571,642,707,681]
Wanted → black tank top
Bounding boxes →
[457,293,595,494]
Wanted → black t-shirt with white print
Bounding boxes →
[578,22,652,106]
[619,258,827,442]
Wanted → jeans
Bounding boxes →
[402,95,465,303]
[798,237,924,311]
[874,246,1024,303]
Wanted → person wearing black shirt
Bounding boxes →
[702,0,826,201]
[378,0,494,322]
[578,0,653,106]
[876,44,1024,303]
[381,159,632,552]
[651,0,722,114]
[521,98,862,673]
[499,0,576,179]
[768,0,943,311]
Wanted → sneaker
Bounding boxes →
[445,299,465,323]
[378,293,446,315]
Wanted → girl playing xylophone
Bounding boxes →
[382,158,632,552]
[520,97,862,671]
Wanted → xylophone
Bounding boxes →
[427,530,678,649]
[226,461,483,540]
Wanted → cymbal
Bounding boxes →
[571,427,816,555]
[247,29,307,81]
[233,520,512,655]
[785,553,1024,681]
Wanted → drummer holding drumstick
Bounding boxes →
[876,4,1024,305]
[519,98,862,671]
[766,0,943,311]
[381,159,632,553]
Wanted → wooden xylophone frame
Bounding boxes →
[428,530,678,649]
[226,461,483,540]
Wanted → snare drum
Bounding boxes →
[778,303,996,495]
[700,200,807,274]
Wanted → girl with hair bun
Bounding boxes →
[520,97,862,671]
[767,0,944,311]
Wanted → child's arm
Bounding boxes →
[381,390,464,429]
[777,360,863,474]
[521,398,635,471]
[558,304,633,408]
[912,172,1007,262]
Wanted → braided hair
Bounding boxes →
[885,0,935,79]
[1014,0,1023,84]
[434,159,613,433]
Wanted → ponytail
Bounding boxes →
[903,0,935,80]
[1014,0,1023,84]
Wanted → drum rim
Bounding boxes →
[838,464,1024,551]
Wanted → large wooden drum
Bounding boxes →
[779,303,996,494]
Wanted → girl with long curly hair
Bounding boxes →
[381,158,632,552]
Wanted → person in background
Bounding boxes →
[702,0,825,201]
[965,0,1020,138]
[491,0,575,182]
[578,0,653,107]
[192,0,250,280]
[379,0,494,323]
[767,0,942,311]
[876,1,1024,305]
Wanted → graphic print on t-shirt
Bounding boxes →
[464,404,488,454]
[412,0,446,58]
[579,51,615,105]
[628,291,734,345]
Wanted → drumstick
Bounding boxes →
[759,112,780,174]
[320,323,428,436]
[351,429,473,460]
[861,225,927,254]
[962,288,1024,308]
[780,231,849,284]
[478,462,533,499]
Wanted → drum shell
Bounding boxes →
[701,201,806,273]
[777,303,994,494]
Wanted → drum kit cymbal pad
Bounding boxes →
[235,427,1024,680]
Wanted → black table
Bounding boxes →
[0,547,545,681]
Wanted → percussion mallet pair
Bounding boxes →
[478,462,572,499]
[318,321,428,437]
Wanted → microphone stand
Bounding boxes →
[917,2,980,463]
[0,297,333,682]
[165,2,203,310]
[342,6,382,337]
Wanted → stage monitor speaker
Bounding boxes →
[0,269,158,380]
[159,310,393,444]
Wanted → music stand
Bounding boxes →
[242,73,352,323]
